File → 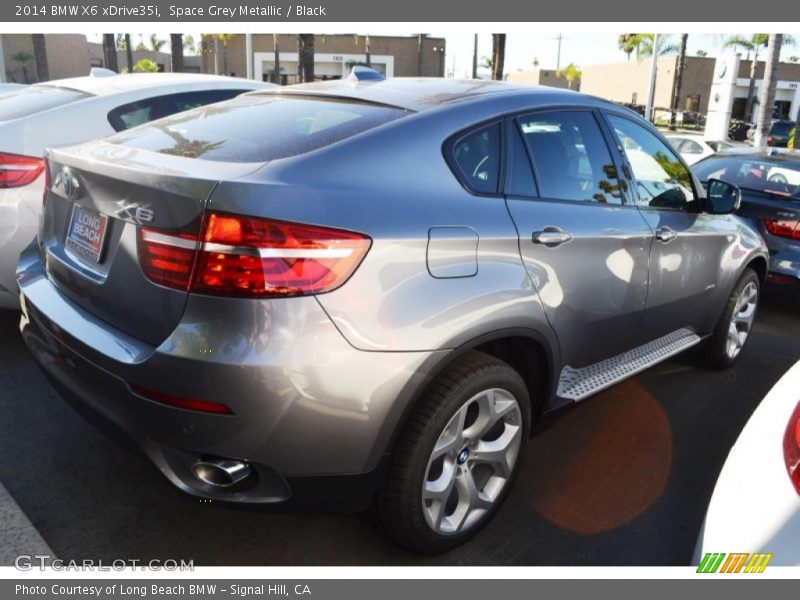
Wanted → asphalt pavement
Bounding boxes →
[0,290,798,566]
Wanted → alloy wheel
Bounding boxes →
[726,281,758,360]
[421,388,523,535]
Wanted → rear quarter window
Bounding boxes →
[447,122,502,195]
[109,95,410,162]
[0,86,91,120]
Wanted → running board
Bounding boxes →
[557,328,702,401]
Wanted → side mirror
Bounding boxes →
[706,178,742,215]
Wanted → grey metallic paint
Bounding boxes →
[17,80,770,506]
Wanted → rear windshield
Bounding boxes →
[109,94,410,162]
[0,86,91,120]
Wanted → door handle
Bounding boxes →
[532,227,574,247]
[655,226,678,243]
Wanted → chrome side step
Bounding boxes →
[557,328,702,401]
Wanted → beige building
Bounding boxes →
[581,56,800,120]
[1,34,201,83]
[506,68,579,90]
[201,34,446,82]
[1,34,91,82]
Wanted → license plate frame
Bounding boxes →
[65,204,109,264]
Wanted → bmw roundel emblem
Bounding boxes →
[54,166,81,201]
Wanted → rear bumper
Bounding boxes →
[17,242,445,507]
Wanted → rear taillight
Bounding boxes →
[764,219,800,240]
[137,229,199,291]
[783,401,800,495]
[137,212,371,298]
[0,152,46,188]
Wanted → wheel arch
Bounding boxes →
[371,328,561,473]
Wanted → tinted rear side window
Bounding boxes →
[110,95,410,162]
[450,123,502,195]
[0,86,91,120]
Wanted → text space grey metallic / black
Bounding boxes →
[16,79,768,553]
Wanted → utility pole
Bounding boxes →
[472,34,478,79]
[246,33,254,79]
[555,34,564,71]
[644,33,660,123]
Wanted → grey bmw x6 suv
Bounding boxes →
[17,79,768,553]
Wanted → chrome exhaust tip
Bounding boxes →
[191,458,252,488]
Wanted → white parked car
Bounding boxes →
[694,360,800,566]
[0,71,274,309]
[0,83,26,94]
[666,134,733,166]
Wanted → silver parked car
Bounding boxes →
[17,79,768,553]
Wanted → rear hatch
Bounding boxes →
[42,141,262,346]
[39,92,409,346]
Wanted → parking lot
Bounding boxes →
[0,289,797,566]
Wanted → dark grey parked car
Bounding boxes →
[17,79,769,553]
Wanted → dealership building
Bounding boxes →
[0,34,201,82]
[199,34,446,83]
[0,33,445,85]
[579,55,800,120]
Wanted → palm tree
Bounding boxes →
[789,55,800,63]
[618,34,677,60]
[133,58,159,73]
[170,34,184,73]
[182,35,196,55]
[754,34,782,147]
[273,34,280,84]
[123,34,133,72]
[638,34,678,58]
[696,49,708,57]
[11,51,33,83]
[31,34,48,82]
[102,34,118,72]
[298,34,315,83]
[669,34,689,130]
[491,34,506,81]
[618,34,647,60]
[723,34,768,122]
[557,63,581,90]
[203,34,233,76]
[149,34,166,53]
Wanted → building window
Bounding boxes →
[685,94,700,113]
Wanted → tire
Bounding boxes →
[699,268,760,369]
[373,351,531,554]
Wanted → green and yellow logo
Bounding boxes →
[697,552,773,574]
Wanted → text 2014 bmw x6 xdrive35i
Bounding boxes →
[17,79,768,553]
